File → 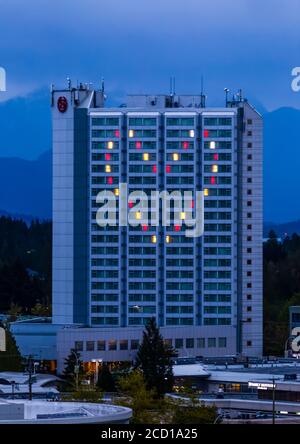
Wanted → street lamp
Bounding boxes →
[91,358,103,386]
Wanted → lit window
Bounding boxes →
[107,176,113,185]
[142,225,148,231]
[107,141,114,149]
[166,165,171,173]
[143,153,149,161]
[105,164,111,173]
[210,176,216,185]
[129,129,134,138]
[174,225,181,232]
[191,200,194,209]
[114,188,119,196]
[151,235,157,243]
[128,201,134,208]
[136,141,142,149]
[173,153,179,161]
[204,129,209,138]
[182,141,189,149]
[135,211,141,220]
[180,212,186,220]
[166,235,171,243]
[105,153,111,161]
[152,165,157,173]
[204,188,209,196]
[189,129,195,138]
[115,129,120,138]
[213,153,219,161]
[209,141,216,149]
[212,164,218,173]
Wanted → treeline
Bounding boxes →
[264,230,300,355]
[0,216,51,314]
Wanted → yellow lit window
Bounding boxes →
[212,164,218,173]
[143,152,149,161]
[180,212,186,220]
[204,188,209,197]
[209,141,216,149]
[129,129,134,138]
[172,153,179,161]
[105,165,111,173]
[114,188,119,196]
[189,129,195,138]
[135,211,141,220]
[166,235,171,243]
[107,141,114,149]
[151,235,157,244]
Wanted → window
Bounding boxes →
[175,338,183,349]
[247,142,252,148]
[120,340,128,350]
[247,130,252,136]
[75,341,83,352]
[86,341,94,351]
[247,213,252,218]
[247,248,252,253]
[186,338,194,348]
[247,190,252,195]
[247,119,253,125]
[247,341,252,347]
[131,340,139,350]
[247,306,252,312]
[218,337,227,348]
[247,178,252,183]
[247,259,252,265]
[247,294,252,300]
[247,283,252,288]
[197,338,205,348]
[97,340,105,351]
[247,154,252,160]
[247,224,252,229]
[247,166,252,172]
[247,236,252,241]
[108,340,117,351]
[208,337,216,348]
[247,201,252,207]
[247,271,252,277]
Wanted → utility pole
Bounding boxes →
[272,377,276,425]
[27,355,34,401]
[72,350,80,391]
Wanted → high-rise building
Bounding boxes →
[51,84,263,371]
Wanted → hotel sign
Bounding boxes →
[248,381,276,390]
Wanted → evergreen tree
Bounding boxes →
[97,363,116,392]
[63,348,84,384]
[135,318,177,397]
[0,324,23,371]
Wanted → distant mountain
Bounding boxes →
[263,107,300,223]
[0,89,51,159]
[0,150,52,218]
[263,220,300,238]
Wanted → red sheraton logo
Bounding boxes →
[57,96,68,113]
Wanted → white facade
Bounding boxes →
[51,86,263,369]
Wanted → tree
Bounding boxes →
[31,302,51,317]
[97,363,116,392]
[0,324,23,371]
[135,318,177,397]
[172,399,218,424]
[63,348,84,388]
[7,302,22,321]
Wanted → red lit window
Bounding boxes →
[204,129,209,138]
[213,153,219,161]
[128,201,134,208]
[115,129,120,138]
[166,165,171,173]
[182,141,189,149]
[142,225,148,231]
[136,141,142,149]
[152,165,157,173]
[105,153,111,161]
[174,225,181,232]
[107,176,113,185]
[210,176,216,185]
[191,200,194,209]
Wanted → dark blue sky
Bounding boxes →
[1,0,300,109]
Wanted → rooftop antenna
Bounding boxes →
[237,88,243,102]
[67,77,71,90]
[173,77,176,95]
[101,77,105,94]
[169,77,173,95]
[200,76,206,108]
[224,88,230,106]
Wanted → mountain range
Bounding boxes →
[0,91,299,224]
